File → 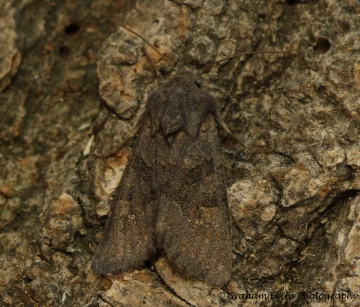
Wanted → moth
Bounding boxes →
[91,18,291,287]
[91,69,233,287]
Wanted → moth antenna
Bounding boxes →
[104,14,177,72]
[142,45,160,76]
[200,49,299,73]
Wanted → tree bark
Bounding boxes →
[1,0,360,306]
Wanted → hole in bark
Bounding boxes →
[313,38,331,54]
[59,45,70,57]
[287,0,301,4]
[64,22,80,35]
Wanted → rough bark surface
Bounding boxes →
[1,0,360,306]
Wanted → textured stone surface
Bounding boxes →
[1,0,360,306]
[0,3,21,92]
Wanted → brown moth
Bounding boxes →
[91,18,292,287]
[91,69,232,287]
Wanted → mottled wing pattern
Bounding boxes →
[92,71,232,287]
[156,115,232,287]
[91,117,159,275]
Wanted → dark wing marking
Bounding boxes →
[91,116,159,275]
[156,115,232,287]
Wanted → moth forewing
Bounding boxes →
[92,70,233,287]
